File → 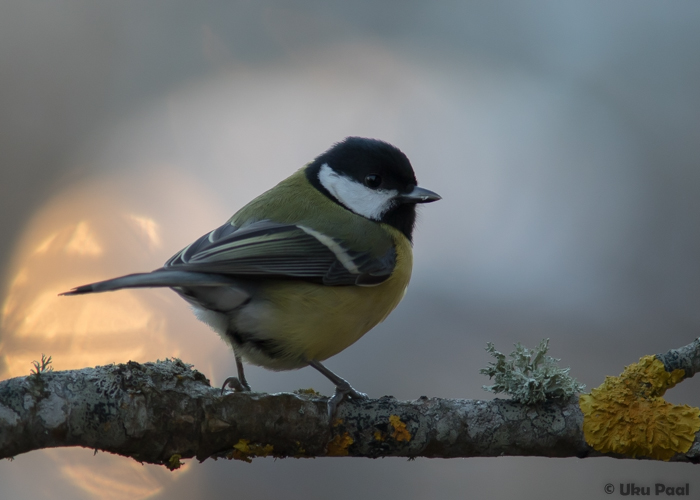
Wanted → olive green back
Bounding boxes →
[229,168,395,258]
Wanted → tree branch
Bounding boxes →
[1,339,700,467]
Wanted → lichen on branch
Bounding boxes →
[2,338,700,465]
[580,355,700,460]
[480,339,585,404]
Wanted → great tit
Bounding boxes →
[62,137,440,413]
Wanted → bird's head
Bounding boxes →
[306,137,440,240]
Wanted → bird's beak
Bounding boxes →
[397,186,442,204]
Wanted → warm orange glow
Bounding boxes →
[65,221,104,256]
[128,214,162,249]
[0,168,228,499]
[0,169,229,376]
[5,286,159,375]
[59,452,189,500]
[0,211,170,377]
[33,234,58,255]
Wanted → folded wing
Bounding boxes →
[164,219,396,286]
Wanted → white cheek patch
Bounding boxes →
[318,163,398,220]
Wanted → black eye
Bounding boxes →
[364,174,382,189]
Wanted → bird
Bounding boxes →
[61,137,441,414]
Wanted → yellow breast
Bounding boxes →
[256,224,413,364]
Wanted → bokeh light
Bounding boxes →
[3,4,700,498]
[0,169,232,498]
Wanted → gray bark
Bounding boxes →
[1,338,700,467]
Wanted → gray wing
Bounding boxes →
[164,219,395,286]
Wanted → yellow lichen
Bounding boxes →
[228,449,252,463]
[228,439,274,462]
[250,443,274,456]
[233,439,251,453]
[579,355,700,460]
[295,388,322,396]
[389,415,412,442]
[294,441,307,456]
[327,432,353,456]
[167,454,183,470]
[373,430,385,442]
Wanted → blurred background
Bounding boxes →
[2,1,700,498]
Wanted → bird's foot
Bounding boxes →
[220,376,252,395]
[327,381,368,417]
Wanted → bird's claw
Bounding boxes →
[220,376,252,395]
[327,383,368,417]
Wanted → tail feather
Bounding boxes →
[60,270,238,296]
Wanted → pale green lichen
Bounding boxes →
[480,339,585,404]
[29,354,53,377]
